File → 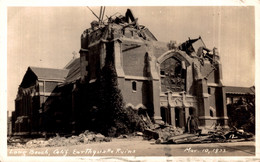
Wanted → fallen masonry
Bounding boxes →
[8,130,111,148]
[144,125,255,144]
[8,124,254,149]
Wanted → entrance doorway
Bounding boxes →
[189,107,196,116]
[175,107,186,128]
[160,107,171,125]
[175,108,180,127]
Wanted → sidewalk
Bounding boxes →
[7,137,255,156]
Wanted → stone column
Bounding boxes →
[186,65,193,92]
[178,108,185,128]
[170,107,176,127]
[79,50,89,82]
[152,81,162,123]
[113,40,125,90]
[147,47,162,123]
[221,87,229,128]
[100,43,106,69]
[196,78,211,127]
[185,107,189,125]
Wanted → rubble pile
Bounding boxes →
[142,122,254,144]
[8,126,255,148]
[7,137,29,148]
[8,130,111,148]
[143,124,184,142]
[159,127,254,144]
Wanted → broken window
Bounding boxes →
[160,57,186,92]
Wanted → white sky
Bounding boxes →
[6,6,255,112]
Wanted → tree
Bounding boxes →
[97,42,147,136]
[227,94,255,134]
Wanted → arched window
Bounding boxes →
[160,57,186,92]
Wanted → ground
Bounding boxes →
[8,136,255,157]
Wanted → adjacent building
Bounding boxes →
[225,86,255,105]
[13,67,69,135]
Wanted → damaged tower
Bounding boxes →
[79,9,228,128]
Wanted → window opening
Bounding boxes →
[208,87,211,94]
[210,110,214,117]
[132,81,137,91]
[160,70,165,76]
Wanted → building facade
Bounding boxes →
[79,9,228,129]
[13,9,235,135]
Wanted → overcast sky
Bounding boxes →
[7,6,255,111]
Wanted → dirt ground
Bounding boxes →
[7,136,255,157]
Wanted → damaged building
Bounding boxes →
[13,9,233,136]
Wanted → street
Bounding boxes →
[8,136,255,157]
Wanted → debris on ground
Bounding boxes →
[117,134,128,139]
[8,123,255,148]
[135,132,143,136]
[160,126,254,144]
[142,121,254,145]
[143,123,184,141]
[8,130,111,148]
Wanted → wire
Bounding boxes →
[87,6,101,22]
